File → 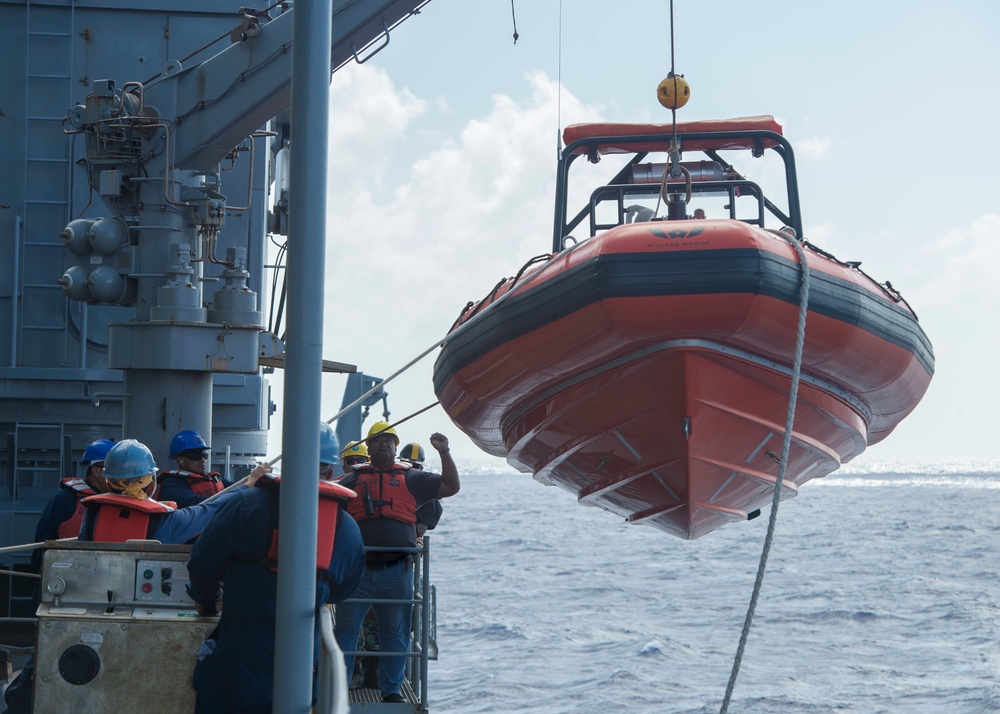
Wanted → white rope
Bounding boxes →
[0,570,40,580]
[0,537,77,556]
[719,233,810,713]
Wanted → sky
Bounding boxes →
[267,0,1000,469]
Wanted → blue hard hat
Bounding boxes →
[319,422,342,470]
[104,439,158,481]
[82,439,115,464]
[169,430,210,458]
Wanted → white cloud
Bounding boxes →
[794,136,833,161]
[326,63,428,197]
[329,62,427,140]
[912,213,1000,310]
[321,69,600,322]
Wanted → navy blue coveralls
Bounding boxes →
[186,484,365,713]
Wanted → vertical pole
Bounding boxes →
[273,1,332,711]
[9,213,21,367]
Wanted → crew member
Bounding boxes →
[187,422,365,712]
[80,439,266,544]
[334,421,460,703]
[3,440,266,714]
[318,422,343,481]
[34,438,114,549]
[340,440,370,476]
[157,429,229,507]
[349,441,443,691]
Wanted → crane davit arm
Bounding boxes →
[150,0,431,173]
[56,0,434,459]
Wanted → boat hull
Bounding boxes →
[509,347,865,539]
[433,220,934,538]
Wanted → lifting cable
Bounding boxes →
[655,0,691,217]
[719,233,810,713]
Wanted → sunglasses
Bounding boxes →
[344,456,368,465]
[180,450,210,461]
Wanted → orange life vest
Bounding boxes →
[255,476,356,572]
[345,464,416,525]
[56,478,98,539]
[156,470,225,498]
[82,494,175,542]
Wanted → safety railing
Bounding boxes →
[316,604,350,714]
[338,537,435,710]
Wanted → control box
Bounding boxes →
[33,541,214,712]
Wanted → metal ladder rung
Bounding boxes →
[17,9,76,374]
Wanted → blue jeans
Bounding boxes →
[334,558,413,697]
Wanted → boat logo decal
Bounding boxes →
[649,227,706,240]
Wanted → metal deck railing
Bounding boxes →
[331,538,436,712]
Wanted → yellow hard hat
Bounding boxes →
[341,440,369,460]
[366,420,399,446]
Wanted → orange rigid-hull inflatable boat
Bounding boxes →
[432,117,934,539]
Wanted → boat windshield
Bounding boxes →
[553,119,800,249]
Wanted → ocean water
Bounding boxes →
[425,460,1000,713]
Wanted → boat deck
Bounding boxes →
[348,681,421,711]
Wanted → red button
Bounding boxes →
[141,583,153,593]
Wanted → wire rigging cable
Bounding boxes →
[557,0,563,157]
